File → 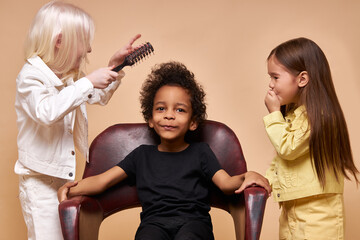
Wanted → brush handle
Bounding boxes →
[112,60,130,72]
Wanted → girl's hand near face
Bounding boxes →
[86,66,119,89]
[108,34,142,68]
[265,89,281,113]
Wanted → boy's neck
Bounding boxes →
[158,141,189,152]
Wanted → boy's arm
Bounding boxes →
[58,166,128,202]
[212,169,271,196]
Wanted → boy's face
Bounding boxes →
[149,85,197,144]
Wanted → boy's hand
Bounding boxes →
[108,34,142,68]
[234,171,272,196]
[58,181,78,203]
[265,89,281,113]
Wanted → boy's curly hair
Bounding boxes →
[140,61,207,125]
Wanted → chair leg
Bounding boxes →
[229,201,246,240]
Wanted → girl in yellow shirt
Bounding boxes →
[264,37,359,240]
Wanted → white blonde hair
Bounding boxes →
[24,0,95,78]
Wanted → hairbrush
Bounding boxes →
[112,42,154,72]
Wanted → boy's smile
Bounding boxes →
[149,85,197,152]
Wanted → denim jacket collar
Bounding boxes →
[27,56,64,87]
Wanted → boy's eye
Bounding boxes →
[156,107,165,111]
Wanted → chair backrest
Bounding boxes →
[84,120,247,219]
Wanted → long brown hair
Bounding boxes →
[268,37,359,187]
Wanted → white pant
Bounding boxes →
[18,174,68,240]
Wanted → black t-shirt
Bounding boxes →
[117,142,222,222]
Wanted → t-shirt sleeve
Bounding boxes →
[117,146,139,180]
[199,143,222,181]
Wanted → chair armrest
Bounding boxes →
[244,186,268,240]
[58,196,104,240]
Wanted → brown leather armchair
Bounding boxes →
[58,120,268,240]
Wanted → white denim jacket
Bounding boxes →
[15,56,124,180]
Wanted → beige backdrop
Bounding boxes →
[1,0,359,239]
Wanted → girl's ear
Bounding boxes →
[189,119,198,131]
[298,71,309,88]
[55,33,62,49]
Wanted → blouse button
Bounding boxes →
[277,193,280,198]
[69,172,73,177]
[88,94,92,99]
[71,150,75,155]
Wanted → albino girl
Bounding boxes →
[15,1,141,239]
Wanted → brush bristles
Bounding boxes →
[128,42,154,65]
